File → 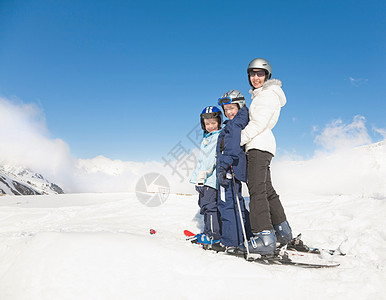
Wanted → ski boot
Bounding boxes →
[208,242,237,254]
[274,220,293,246]
[196,233,220,245]
[225,246,237,254]
[208,241,227,252]
[237,230,276,256]
[286,234,310,252]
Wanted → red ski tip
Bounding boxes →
[184,230,196,237]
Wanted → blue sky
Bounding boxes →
[0,0,385,162]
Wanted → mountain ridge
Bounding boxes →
[0,164,64,195]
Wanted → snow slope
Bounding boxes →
[0,192,385,300]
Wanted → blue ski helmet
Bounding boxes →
[200,106,222,132]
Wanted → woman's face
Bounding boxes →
[249,68,266,89]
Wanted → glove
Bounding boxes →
[217,166,231,187]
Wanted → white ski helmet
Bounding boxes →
[218,89,246,109]
[247,58,272,87]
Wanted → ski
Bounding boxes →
[184,230,196,238]
[184,230,341,268]
[184,230,345,256]
[226,247,340,268]
[200,243,340,268]
[184,230,199,243]
[286,234,346,256]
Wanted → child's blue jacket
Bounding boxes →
[189,129,221,189]
[216,106,249,182]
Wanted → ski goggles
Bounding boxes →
[218,96,245,106]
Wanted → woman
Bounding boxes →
[239,58,292,256]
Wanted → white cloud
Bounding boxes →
[373,127,386,140]
[0,97,195,194]
[313,115,372,152]
[348,77,368,87]
[272,116,386,197]
[273,139,386,197]
[0,98,75,187]
[73,155,194,194]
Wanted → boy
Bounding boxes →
[215,90,250,252]
[190,106,222,244]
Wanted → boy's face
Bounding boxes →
[204,118,219,133]
[223,103,239,120]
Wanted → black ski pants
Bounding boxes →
[247,149,287,234]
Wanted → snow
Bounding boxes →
[1,191,385,300]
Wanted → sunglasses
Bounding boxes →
[218,96,245,106]
[249,70,266,77]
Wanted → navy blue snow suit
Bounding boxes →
[216,106,251,247]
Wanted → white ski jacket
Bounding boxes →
[240,79,286,156]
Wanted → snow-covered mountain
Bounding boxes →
[0,164,64,195]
